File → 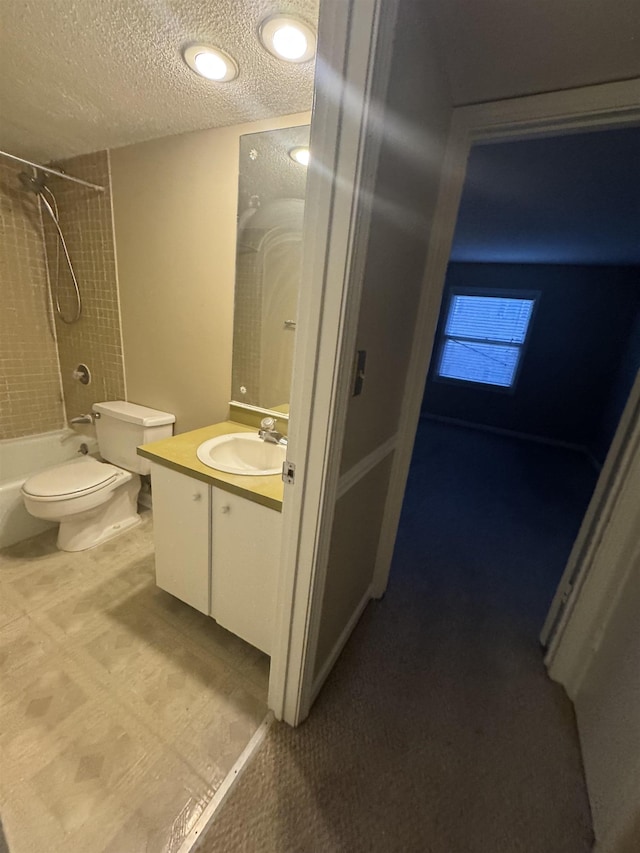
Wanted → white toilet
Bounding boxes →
[22,401,175,552]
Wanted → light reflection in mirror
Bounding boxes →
[231,124,310,415]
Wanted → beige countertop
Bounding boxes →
[137,420,284,512]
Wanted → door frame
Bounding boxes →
[545,374,640,696]
[541,368,640,649]
[370,78,640,677]
[268,0,399,725]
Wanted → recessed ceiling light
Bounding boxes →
[290,147,310,166]
[182,44,238,82]
[259,15,316,63]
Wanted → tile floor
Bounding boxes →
[0,511,269,853]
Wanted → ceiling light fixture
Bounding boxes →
[182,44,238,82]
[259,15,316,63]
[289,146,310,166]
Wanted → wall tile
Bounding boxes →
[0,160,64,439]
[43,150,125,419]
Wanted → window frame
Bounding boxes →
[433,286,540,394]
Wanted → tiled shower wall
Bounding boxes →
[42,150,125,418]
[0,160,65,439]
[0,151,125,440]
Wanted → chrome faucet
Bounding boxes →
[258,416,288,446]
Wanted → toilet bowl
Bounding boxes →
[22,456,141,552]
[21,400,175,552]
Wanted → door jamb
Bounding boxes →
[370,78,640,679]
[545,383,640,695]
[541,369,640,649]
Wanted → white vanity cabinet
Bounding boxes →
[148,461,282,654]
[150,462,210,615]
[210,488,282,655]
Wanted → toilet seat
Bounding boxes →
[22,457,121,502]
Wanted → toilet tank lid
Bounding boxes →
[92,401,176,427]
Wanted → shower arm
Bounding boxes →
[0,150,104,192]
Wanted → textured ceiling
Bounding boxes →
[3,1,639,165]
[428,0,640,105]
[0,0,318,162]
[451,126,640,266]
[238,124,310,213]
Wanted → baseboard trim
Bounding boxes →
[423,413,603,469]
[336,434,397,499]
[311,586,372,703]
[180,711,275,853]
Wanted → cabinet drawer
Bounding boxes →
[149,462,210,615]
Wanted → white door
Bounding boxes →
[268,0,399,724]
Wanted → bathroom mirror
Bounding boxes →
[230,123,310,415]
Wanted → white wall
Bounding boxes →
[426,0,640,105]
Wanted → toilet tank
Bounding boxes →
[92,401,175,475]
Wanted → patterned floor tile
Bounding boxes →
[124,636,239,731]
[101,749,219,853]
[0,530,60,579]
[30,708,154,835]
[238,646,270,699]
[174,683,267,779]
[0,585,27,630]
[36,577,139,643]
[4,561,86,614]
[0,775,65,853]
[0,614,58,678]
[143,584,253,667]
[0,514,269,852]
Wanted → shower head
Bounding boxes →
[18,170,47,195]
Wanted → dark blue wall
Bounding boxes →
[423,263,640,452]
[451,127,640,266]
[591,309,640,462]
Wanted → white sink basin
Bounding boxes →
[196,433,285,476]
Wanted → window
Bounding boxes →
[436,290,537,389]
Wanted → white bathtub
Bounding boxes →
[0,429,98,549]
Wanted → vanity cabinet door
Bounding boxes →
[210,489,282,655]
[149,462,210,616]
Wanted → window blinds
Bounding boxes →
[438,294,536,388]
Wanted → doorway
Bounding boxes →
[418,124,640,632]
[391,122,639,846]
